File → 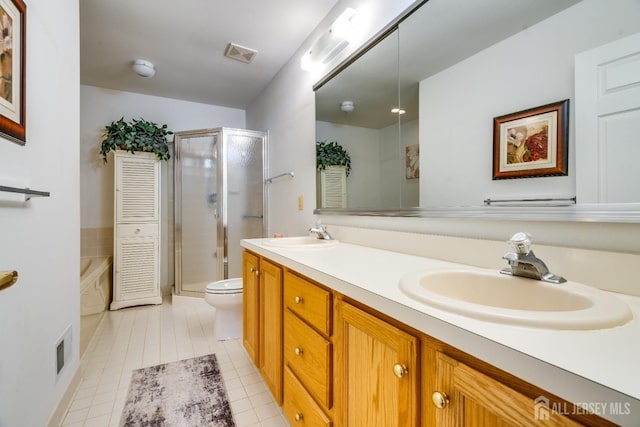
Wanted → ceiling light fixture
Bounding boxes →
[391,108,406,115]
[301,8,358,72]
[341,101,354,112]
[132,59,155,78]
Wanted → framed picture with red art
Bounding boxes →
[0,0,25,145]
[492,99,568,180]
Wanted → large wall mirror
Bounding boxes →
[315,0,640,222]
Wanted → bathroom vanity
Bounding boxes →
[241,238,640,426]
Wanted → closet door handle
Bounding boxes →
[0,270,18,291]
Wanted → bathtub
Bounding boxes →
[80,256,112,316]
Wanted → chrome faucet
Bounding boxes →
[500,232,566,284]
[308,225,333,240]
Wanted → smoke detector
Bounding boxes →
[224,43,258,64]
[131,59,155,78]
[341,101,354,112]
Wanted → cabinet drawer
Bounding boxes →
[284,367,332,427]
[117,223,158,238]
[284,271,332,335]
[284,309,332,409]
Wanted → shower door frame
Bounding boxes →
[174,127,268,297]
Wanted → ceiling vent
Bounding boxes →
[224,43,258,64]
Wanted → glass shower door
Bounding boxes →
[175,133,222,294]
[174,128,267,295]
[224,129,266,279]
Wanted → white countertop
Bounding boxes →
[242,238,640,425]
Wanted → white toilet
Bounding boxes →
[204,278,243,341]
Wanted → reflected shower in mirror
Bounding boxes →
[314,0,640,219]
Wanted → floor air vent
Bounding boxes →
[224,43,257,64]
[55,325,73,381]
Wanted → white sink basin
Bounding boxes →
[262,236,339,248]
[399,268,633,330]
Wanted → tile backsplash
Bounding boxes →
[81,227,113,257]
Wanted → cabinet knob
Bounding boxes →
[294,347,304,356]
[135,228,140,233]
[294,412,304,422]
[431,391,449,409]
[393,363,408,378]
[294,296,303,304]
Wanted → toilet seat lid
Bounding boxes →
[206,278,243,294]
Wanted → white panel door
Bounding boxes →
[575,32,640,203]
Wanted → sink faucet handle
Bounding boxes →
[507,232,532,255]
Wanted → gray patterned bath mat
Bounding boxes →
[120,354,235,426]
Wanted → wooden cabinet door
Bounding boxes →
[337,301,418,427]
[259,258,283,404]
[242,251,260,364]
[434,352,582,427]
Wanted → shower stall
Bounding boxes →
[174,127,267,296]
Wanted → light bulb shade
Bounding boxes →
[132,59,155,78]
[341,101,354,112]
[300,8,358,71]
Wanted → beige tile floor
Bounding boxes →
[61,296,289,426]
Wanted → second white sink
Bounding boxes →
[399,268,633,330]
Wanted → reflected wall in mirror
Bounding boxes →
[314,0,640,217]
[316,30,419,209]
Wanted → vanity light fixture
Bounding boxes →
[341,101,355,112]
[301,8,358,72]
[391,108,406,115]
[131,59,155,78]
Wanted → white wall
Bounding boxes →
[316,120,382,208]
[316,119,419,209]
[380,119,419,207]
[0,1,80,426]
[420,0,640,207]
[247,0,420,236]
[80,85,246,291]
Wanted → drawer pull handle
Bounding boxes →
[135,228,141,233]
[431,391,449,409]
[393,363,407,379]
[294,347,303,356]
[294,412,304,422]
[294,296,303,304]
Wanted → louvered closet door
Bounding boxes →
[112,151,161,309]
[318,166,347,208]
[115,225,160,301]
[115,154,160,223]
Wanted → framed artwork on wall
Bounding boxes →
[406,144,419,179]
[0,0,25,145]
[493,99,568,180]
